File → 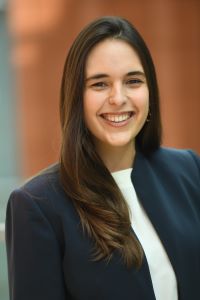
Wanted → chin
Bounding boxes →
[105,138,134,148]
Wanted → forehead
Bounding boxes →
[85,38,144,75]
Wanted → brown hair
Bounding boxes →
[60,16,162,268]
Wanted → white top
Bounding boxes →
[112,168,178,300]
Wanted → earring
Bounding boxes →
[146,111,151,122]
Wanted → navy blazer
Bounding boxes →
[6,147,200,300]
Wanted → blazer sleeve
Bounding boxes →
[5,189,68,300]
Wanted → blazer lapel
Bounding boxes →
[130,151,180,282]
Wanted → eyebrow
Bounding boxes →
[85,71,145,82]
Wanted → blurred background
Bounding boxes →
[0,0,200,299]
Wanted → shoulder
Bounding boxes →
[11,162,69,203]
[134,147,200,200]
[7,162,70,222]
[19,162,61,198]
[6,163,74,246]
[154,146,199,161]
[151,147,200,168]
[146,147,200,186]
[135,147,200,185]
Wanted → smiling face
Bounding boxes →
[83,38,149,165]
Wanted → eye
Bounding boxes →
[126,78,143,86]
[91,82,107,89]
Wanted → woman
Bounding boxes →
[6,16,200,300]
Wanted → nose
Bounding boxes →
[108,84,127,105]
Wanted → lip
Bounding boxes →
[99,111,134,127]
[100,111,134,116]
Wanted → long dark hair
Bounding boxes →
[60,16,162,268]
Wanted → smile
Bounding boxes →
[100,112,133,123]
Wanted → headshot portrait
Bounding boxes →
[2,6,200,300]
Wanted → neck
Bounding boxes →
[95,142,136,173]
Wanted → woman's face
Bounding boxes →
[83,38,149,153]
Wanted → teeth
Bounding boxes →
[102,113,132,123]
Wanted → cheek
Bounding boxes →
[83,91,99,127]
[83,91,105,118]
[132,88,149,112]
